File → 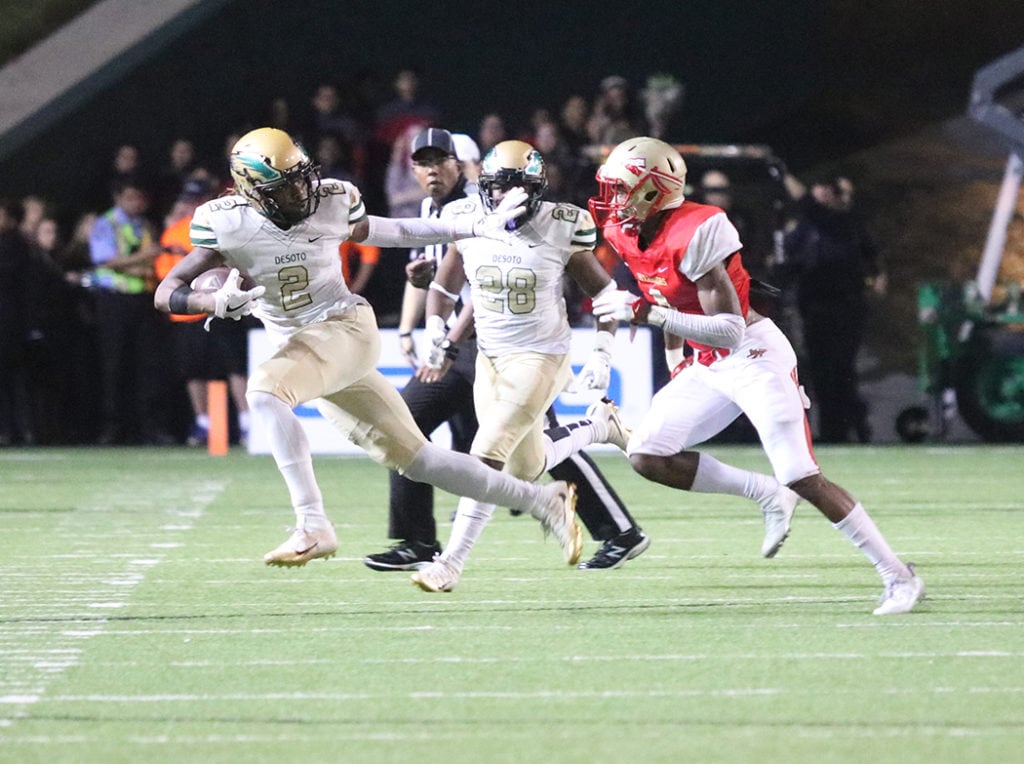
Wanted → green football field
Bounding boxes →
[1,444,1022,763]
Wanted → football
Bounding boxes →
[190,267,256,292]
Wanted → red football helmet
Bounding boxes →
[589,137,687,232]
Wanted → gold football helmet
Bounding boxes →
[229,127,320,227]
[478,139,547,224]
[589,136,686,232]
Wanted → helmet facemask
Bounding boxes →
[251,163,321,227]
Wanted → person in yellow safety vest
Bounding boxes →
[87,176,172,445]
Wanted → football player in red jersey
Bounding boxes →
[588,137,923,615]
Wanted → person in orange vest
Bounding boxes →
[338,239,379,296]
[155,178,252,446]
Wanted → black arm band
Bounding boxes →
[399,332,412,338]
[168,285,194,314]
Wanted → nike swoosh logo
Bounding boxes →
[295,542,319,555]
[308,235,323,243]
[656,266,669,273]
[528,243,543,248]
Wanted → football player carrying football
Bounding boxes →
[154,127,579,567]
[587,136,923,615]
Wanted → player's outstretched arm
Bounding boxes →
[353,187,528,247]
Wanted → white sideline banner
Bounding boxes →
[246,327,653,455]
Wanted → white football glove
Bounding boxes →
[573,331,613,391]
[471,186,529,239]
[212,268,265,320]
[422,314,448,370]
[591,289,646,323]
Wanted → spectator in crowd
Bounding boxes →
[477,112,507,155]
[23,214,74,444]
[374,67,441,148]
[776,170,885,443]
[587,75,645,145]
[310,82,361,143]
[315,133,358,184]
[640,73,685,140]
[264,96,304,138]
[154,138,200,220]
[309,82,368,182]
[88,143,147,214]
[55,212,103,443]
[0,199,33,445]
[154,178,252,446]
[19,195,48,244]
[88,177,172,445]
[533,118,589,209]
[558,94,591,155]
[696,169,768,281]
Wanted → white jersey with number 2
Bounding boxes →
[189,178,367,347]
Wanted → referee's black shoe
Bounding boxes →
[577,529,650,570]
[363,540,442,571]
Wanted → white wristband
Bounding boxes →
[428,281,460,302]
[593,329,614,355]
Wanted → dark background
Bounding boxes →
[3,0,1023,212]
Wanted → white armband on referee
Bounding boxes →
[428,281,460,302]
[648,307,746,349]
[363,215,458,247]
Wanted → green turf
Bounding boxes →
[1,445,1022,763]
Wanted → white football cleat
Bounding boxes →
[531,481,582,565]
[873,564,925,615]
[263,524,337,567]
[585,397,631,451]
[759,485,799,558]
[411,556,461,593]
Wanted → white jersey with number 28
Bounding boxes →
[443,197,597,356]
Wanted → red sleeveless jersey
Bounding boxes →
[603,200,750,365]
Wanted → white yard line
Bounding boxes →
[0,481,227,728]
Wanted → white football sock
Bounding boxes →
[403,442,540,512]
[441,497,497,571]
[247,391,327,529]
[834,503,909,581]
[690,453,778,502]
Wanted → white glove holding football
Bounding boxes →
[472,186,529,239]
[573,331,614,391]
[212,268,265,320]
[591,289,646,323]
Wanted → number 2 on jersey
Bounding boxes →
[278,265,313,312]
